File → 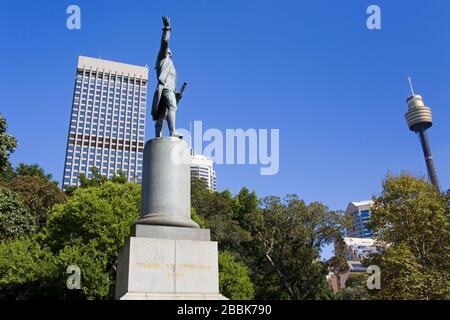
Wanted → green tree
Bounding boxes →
[326,233,354,292]
[111,169,128,184]
[191,208,206,228]
[191,178,251,251]
[0,237,58,299]
[7,176,67,228]
[14,163,52,182]
[0,186,36,241]
[78,167,108,188]
[340,273,369,300]
[43,181,141,298]
[366,173,450,300]
[45,181,140,260]
[0,237,110,300]
[57,241,111,299]
[0,113,17,177]
[218,251,254,300]
[247,195,345,300]
[0,181,140,300]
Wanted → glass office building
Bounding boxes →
[63,56,149,188]
[345,200,373,238]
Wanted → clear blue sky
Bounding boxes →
[1,1,449,258]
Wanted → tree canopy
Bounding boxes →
[0,113,17,178]
[6,176,67,228]
[0,186,37,241]
[14,163,53,182]
[191,178,345,300]
[366,173,450,300]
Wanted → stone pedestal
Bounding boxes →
[116,138,226,300]
[115,232,225,300]
[137,137,198,228]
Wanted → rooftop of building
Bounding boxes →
[343,237,376,247]
[350,200,373,207]
[345,199,373,213]
[77,56,149,80]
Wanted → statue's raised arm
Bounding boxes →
[157,16,171,62]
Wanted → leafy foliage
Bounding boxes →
[0,237,58,299]
[366,173,450,300]
[7,176,67,228]
[14,163,52,182]
[45,181,141,268]
[247,195,345,300]
[0,187,37,241]
[218,251,254,300]
[191,178,251,251]
[192,178,344,300]
[0,113,17,177]
[78,167,108,188]
[340,273,369,300]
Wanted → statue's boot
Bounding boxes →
[167,110,183,139]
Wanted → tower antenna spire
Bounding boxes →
[407,76,415,96]
[404,78,440,191]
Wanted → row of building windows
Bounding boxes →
[68,143,143,150]
[76,72,147,84]
[70,119,145,127]
[67,144,144,155]
[66,158,143,166]
[69,131,144,139]
[66,149,143,158]
[69,132,144,140]
[69,128,144,136]
[71,116,145,124]
[65,165,143,174]
[73,107,145,115]
[71,118,145,128]
[65,160,142,169]
[70,125,145,133]
[64,176,142,186]
[72,103,146,114]
[68,140,145,151]
[66,149,143,159]
[75,82,147,90]
[74,89,147,99]
[72,105,146,115]
[72,114,145,123]
[67,145,143,159]
[74,95,146,105]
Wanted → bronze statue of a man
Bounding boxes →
[151,16,186,139]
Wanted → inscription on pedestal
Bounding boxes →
[116,237,220,298]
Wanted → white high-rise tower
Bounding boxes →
[190,152,217,191]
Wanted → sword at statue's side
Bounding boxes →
[176,81,188,104]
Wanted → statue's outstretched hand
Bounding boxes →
[162,16,171,28]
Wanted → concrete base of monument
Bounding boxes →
[115,234,227,300]
[131,224,210,241]
[119,293,227,300]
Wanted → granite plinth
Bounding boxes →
[115,237,226,300]
[131,224,210,241]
